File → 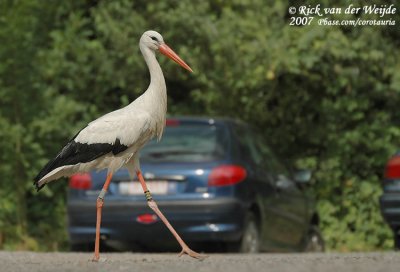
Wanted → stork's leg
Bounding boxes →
[92,173,113,262]
[136,170,207,260]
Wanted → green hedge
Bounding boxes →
[0,0,399,251]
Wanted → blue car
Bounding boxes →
[68,117,324,253]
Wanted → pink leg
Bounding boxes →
[136,171,207,260]
[92,173,113,262]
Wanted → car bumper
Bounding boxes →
[380,193,400,229]
[68,197,246,249]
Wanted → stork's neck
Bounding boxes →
[138,44,167,105]
[141,44,166,90]
[138,44,167,136]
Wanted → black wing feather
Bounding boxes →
[34,136,128,191]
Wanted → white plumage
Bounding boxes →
[34,30,169,188]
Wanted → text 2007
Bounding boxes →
[290,17,314,26]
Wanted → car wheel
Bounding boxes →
[225,213,260,253]
[304,226,325,252]
[240,215,260,253]
[227,213,260,253]
[70,243,91,252]
[394,230,400,250]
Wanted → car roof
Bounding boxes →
[166,116,246,127]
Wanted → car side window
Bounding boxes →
[254,134,291,181]
[232,124,263,166]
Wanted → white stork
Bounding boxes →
[34,30,206,261]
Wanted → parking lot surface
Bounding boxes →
[1,252,399,272]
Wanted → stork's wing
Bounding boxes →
[75,109,152,147]
[34,109,153,190]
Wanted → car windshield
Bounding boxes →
[141,123,228,163]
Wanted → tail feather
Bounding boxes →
[34,130,85,192]
[34,140,77,192]
[33,180,46,192]
[34,158,58,192]
[34,136,118,192]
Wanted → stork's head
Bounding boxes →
[141,30,193,72]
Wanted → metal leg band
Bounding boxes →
[144,190,153,201]
[98,189,107,200]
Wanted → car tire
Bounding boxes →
[304,225,325,252]
[227,213,260,253]
[70,243,91,252]
[394,230,400,250]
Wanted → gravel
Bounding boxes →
[1,252,399,272]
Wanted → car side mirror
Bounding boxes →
[294,169,312,184]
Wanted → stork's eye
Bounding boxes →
[150,36,158,42]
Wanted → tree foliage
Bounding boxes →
[0,0,399,251]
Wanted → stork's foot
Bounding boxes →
[91,255,99,262]
[178,247,208,260]
[91,255,107,262]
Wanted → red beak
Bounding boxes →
[159,43,193,73]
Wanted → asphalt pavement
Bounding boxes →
[0,251,399,272]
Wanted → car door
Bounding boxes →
[256,140,309,249]
[231,124,281,251]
